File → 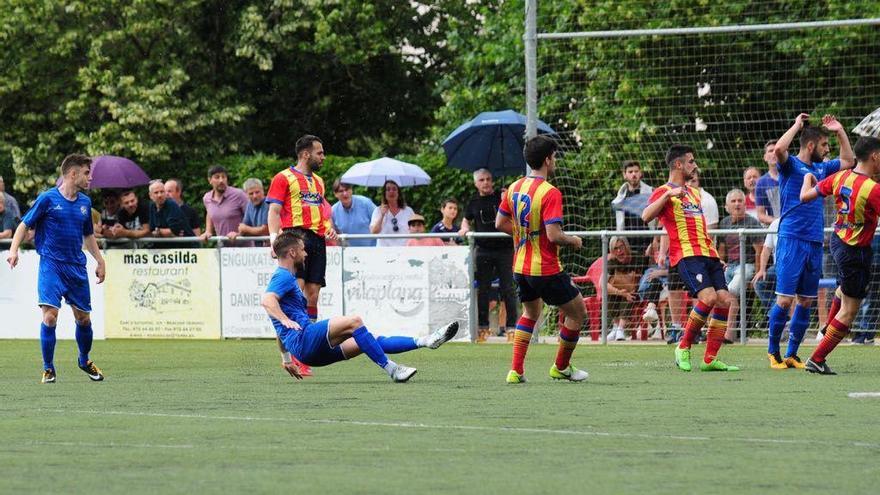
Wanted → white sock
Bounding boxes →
[383,360,398,376]
[416,335,429,347]
[282,351,292,364]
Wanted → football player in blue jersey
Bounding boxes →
[7,154,107,383]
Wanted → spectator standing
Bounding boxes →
[148,180,195,247]
[0,194,17,238]
[0,175,21,220]
[370,180,414,247]
[459,168,518,341]
[755,140,780,225]
[431,198,461,245]
[107,189,150,241]
[201,165,248,243]
[266,134,338,377]
[406,214,444,246]
[717,189,763,341]
[331,179,376,247]
[165,178,202,235]
[743,166,761,220]
[611,160,654,270]
[229,178,269,245]
[752,218,779,312]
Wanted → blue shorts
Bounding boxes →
[282,319,346,367]
[676,256,727,298]
[38,257,91,312]
[774,236,823,298]
[830,236,873,299]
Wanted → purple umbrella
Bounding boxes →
[56,155,151,188]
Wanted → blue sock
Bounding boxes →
[75,322,93,366]
[377,336,418,354]
[352,326,389,368]
[40,323,56,370]
[767,304,788,355]
[786,304,812,358]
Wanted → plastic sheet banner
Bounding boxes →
[342,246,471,340]
[220,247,343,338]
[103,249,221,339]
[0,250,105,339]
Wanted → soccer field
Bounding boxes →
[1,340,878,494]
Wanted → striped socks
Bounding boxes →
[679,301,711,349]
[704,306,729,363]
[811,318,849,363]
[555,326,580,370]
[511,317,536,375]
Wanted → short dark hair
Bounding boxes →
[621,159,640,172]
[332,179,352,192]
[523,134,558,169]
[799,124,828,149]
[665,144,695,168]
[207,165,227,178]
[60,154,91,176]
[101,189,121,199]
[166,178,184,191]
[440,197,458,209]
[295,135,323,157]
[120,189,136,198]
[764,139,778,150]
[854,136,880,162]
[382,180,407,208]
[273,230,305,257]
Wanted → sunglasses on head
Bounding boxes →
[391,217,399,232]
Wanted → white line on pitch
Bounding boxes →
[31,408,880,450]
[848,392,880,398]
[28,440,194,449]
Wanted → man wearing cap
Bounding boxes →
[406,214,444,246]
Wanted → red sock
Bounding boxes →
[811,318,849,363]
[555,326,580,370]
[307,305,318,321]
[679,301,711,349]
[511,317,536,375]
[704,307,729,363]
[825,296,841,328]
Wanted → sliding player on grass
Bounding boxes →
[642,145,739,372]
[261,231,458,382]
[766,114,854,369]
[799,136,880,375]
[496,134,588,384]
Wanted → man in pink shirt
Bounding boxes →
[200,165,248,243]
[406,214,444,247]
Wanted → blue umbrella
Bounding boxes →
[340,157,431,187]
[442,109,557,176]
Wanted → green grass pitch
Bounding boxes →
[1,340,879,494]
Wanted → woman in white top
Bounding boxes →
[370,180,414,247]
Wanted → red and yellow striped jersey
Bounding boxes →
[649,183,718,266]
[498,176,564,276]
[816,169,880,247]
[266,167,331,235]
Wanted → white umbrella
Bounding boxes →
[853,106,880,137]
[340,157,431,187]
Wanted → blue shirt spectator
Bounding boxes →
[0,193,18,238]
[230,178,270,246]
[754,139,781,225]
[331,180,376,247]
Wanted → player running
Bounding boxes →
[6,154,106,383]
[261,231,458,382]
[496,134,588,384]
[766,114,854,369]
[798,136,880,374]
[642,145,739,372]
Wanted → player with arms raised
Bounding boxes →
[764,114,854,369]
[261,231,458,382]
[642,145,739,372]
[799,136,880,374]
[6,154,106,383]
[496,134,588,384]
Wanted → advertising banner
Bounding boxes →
[104,249,221,339]
[0,250,105,339]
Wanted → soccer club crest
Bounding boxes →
[80,206,88,216]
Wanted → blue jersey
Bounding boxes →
[21,188,94,265]
[778,155,841,243]
[265,267,312,337]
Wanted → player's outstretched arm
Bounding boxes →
[800,173,820,203]
[823,115,855,169]
[641,188,678,223]
[83,234,106,283]
[775,113,810,165]
[5,222,29,268]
